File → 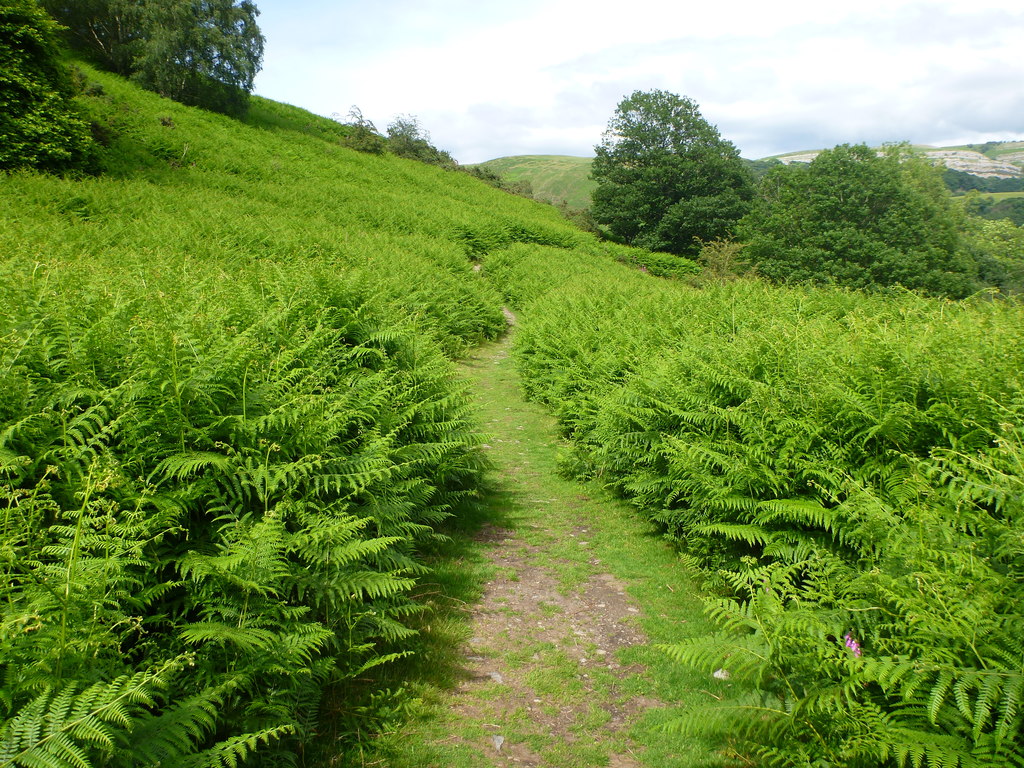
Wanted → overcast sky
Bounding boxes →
[252,0,1024,164]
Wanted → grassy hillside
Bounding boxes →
[0,62,644,768]
[476,154,596,210]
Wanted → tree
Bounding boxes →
[131,0,263,115]
[37,0,137,73]
[964,190,1024,227]
[0,0,95,172]
[334,105,387,154]
[386,114,457,169]
[962,215,1024,294]
[41,0,264,115]
[739,144,980,297]
[591,89,753,256]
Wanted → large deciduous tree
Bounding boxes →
[591,89,753,256]
[739,144,980,297]
[42,0,264,115]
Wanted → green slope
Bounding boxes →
[478,241,1024,768]
[477,154,596,210]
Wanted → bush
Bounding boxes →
[0,0,95,172]
[334,106,388,154]
[740,144,979,297]
[386,114,457,169]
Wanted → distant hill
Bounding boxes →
[480,142,1024,212]
[475,155,596,210]
[772,141,1024,179]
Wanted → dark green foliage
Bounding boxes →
[41,0,263,115]
[965,193,1024,227]
[740,144,980,297]
[38,0,137,72]
[0,0,95,172]
[944,167,1024,195]
[591,89,754,256]
[128,0,263,116]
[961,216,1024,294]
[742,156,783,180]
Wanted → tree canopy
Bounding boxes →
[41,0,263,115]
[0,0,95,172]
[590,89,753,256]
[738,144,980,297]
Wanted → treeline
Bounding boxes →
[482,242,1024,768]
[965,193,1024,227]
[0,0,264,175]
[587,90,1023,298]
[41,0,263,115]
[944,167,1024,195]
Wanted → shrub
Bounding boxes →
[0,0,95,172]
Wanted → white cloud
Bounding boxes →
[254,0,1024,162]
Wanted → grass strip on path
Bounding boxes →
[365,327,744,768]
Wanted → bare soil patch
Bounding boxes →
[442,523,656,766]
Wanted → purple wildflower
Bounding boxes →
[844,633,862,658]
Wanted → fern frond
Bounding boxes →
[179,622,276,650]
[180,724,295,768]
[0,664,175,768]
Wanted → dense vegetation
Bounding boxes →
[965,192,1024,227]
[483,244,1024,767]
[0,63,605,767]
[0,0,95,172]
[41,0,264,115]
[944,168,1024,195]
[739,144,979,296]
[4,13,1023,765]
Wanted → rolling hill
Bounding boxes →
[774,141,1024,178]
[474,154,596,210]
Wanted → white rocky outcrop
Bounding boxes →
[771,146,1023,179]
[923,150,1022,178]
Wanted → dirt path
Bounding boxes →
[375,323,732,768]
[428,327,657,766]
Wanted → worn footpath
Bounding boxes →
[374,321,737,768]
